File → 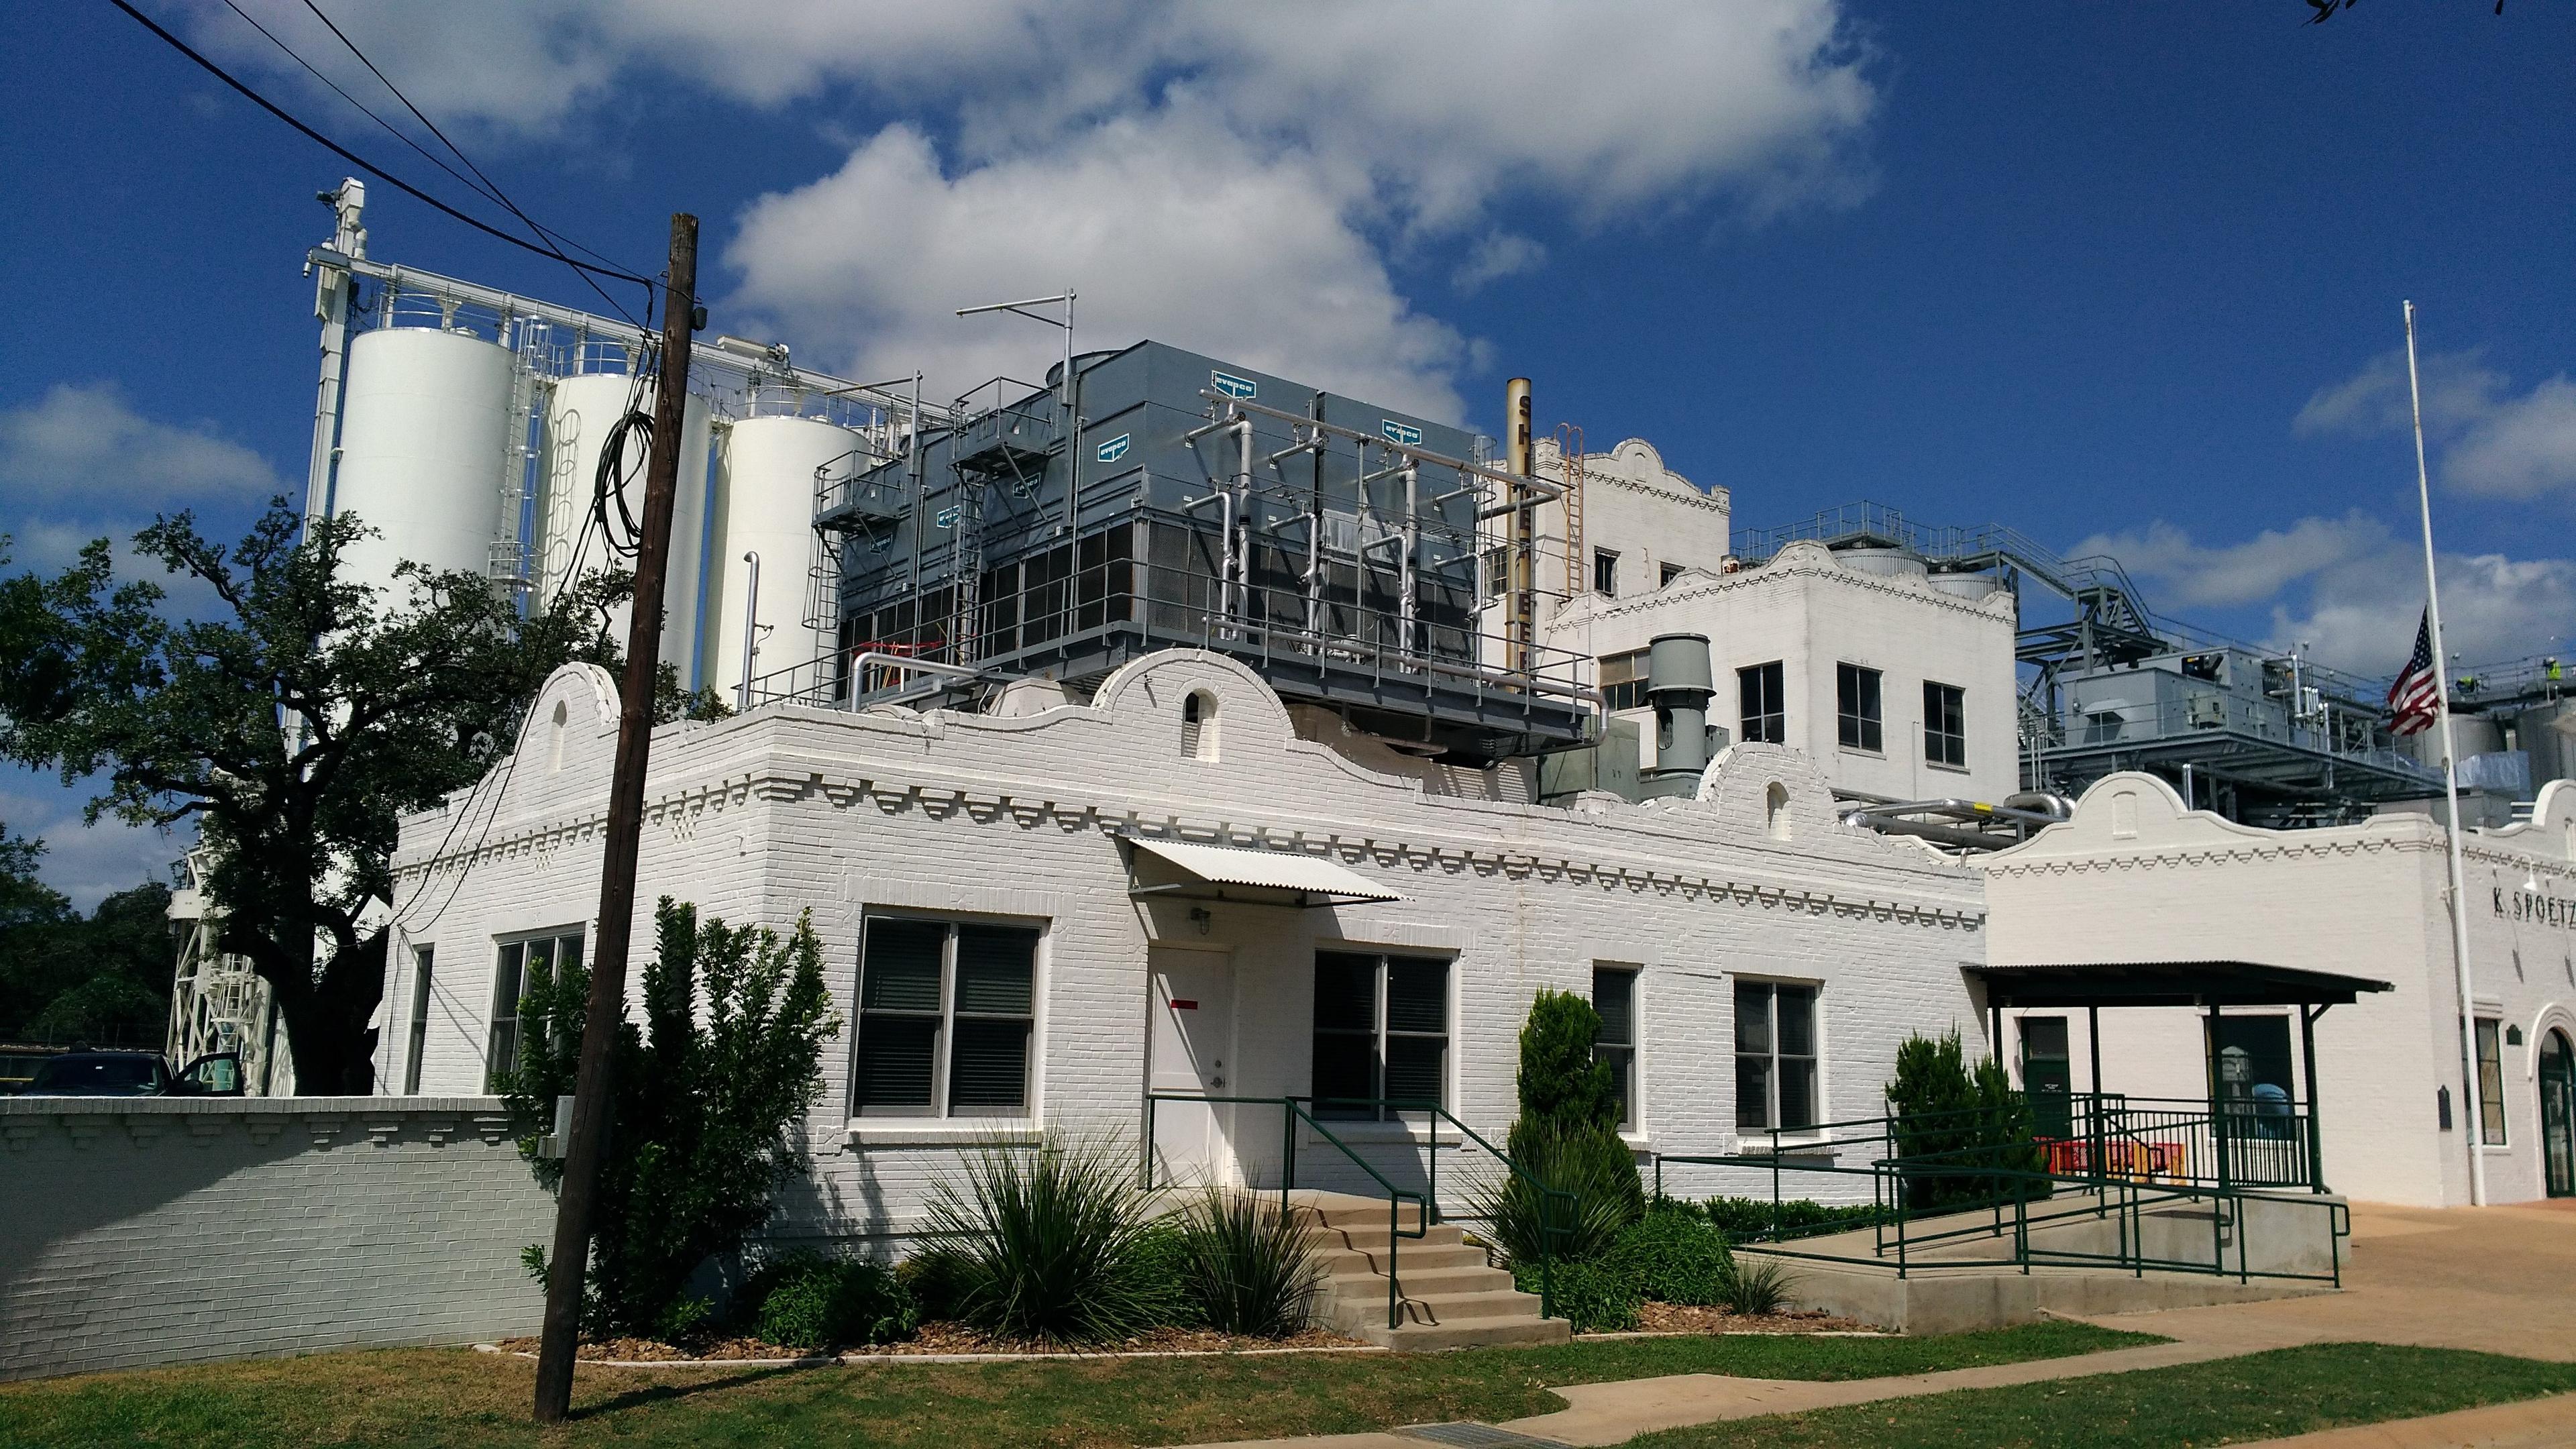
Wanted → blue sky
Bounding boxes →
[4,1,2571,904]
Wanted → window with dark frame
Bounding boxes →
[486,929,581,1092]
[1594,965,1639,1130]
[1593,548,1619,596]
[1924,680,1967,768]
[1311,951,1450,1120]
[1599,649,1650,712]
[1738,661,1786,744]
[2475,1018,2507,1145]
[402,945,435,1095]
[853,916,1040,1117]
[1836,663,1882,752]
[1660,561,1685,588]
[1734,980,1817,1132]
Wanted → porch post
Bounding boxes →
[2208,1003,2233,1193]
[2302,1004,2328,1193]
[2088,1004,2106,1189]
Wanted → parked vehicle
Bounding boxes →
[17,1049,246,1097]
[0,1042,70,1094]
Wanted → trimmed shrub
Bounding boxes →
[1603,1205,1735,1307]
[1130,1218,1198,1328]
[1173,1189,1325,1337]
[742,1250,916,1349]
[1474,1118,1645,1267]
[505,902,840,1340]
[1885,1029,2047,1212]
[1520,1256,1640,1334]
[912,1133,1169,1346]
[1516,989,1620,1133]
[1689,1195,1882,1241]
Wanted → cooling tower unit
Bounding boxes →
[329,326,516,601]
[706,415,859,702]
[535,373,714,682]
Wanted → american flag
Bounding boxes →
[2386,608,2442,736]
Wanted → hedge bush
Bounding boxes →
[741,1250,917,1349]
[1602,1205,1735,1307]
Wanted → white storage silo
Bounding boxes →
[706,415,861,702]
[535,373,713,683]
[329,327,516,602]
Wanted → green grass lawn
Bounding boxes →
[1631,1343,2576,1448]
[0,1320,2144,1449]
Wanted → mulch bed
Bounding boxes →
[488,1322,1368,1362]
[1625,1302,1871,1334]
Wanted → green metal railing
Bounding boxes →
[1649,1096,2344,1290]
[1140,1093,1571,1326]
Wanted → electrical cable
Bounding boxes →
[288,0,639,323]
[105,0,658,299]
[211,0,635,325]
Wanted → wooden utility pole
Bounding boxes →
[533,212,698,1424]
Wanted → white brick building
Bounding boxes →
[1547,539,2022,805]
[376,651,1992,1238]
[1979,772,2576,1207]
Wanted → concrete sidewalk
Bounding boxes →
[1175,1201,2576,1449]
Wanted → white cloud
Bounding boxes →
[2296,350,2576,502]
[1452,233,1549,294]
[2294,347,2502,438]
[2071,513,2390,610]
[195,1,1877,413]
[2271,549,2576,678]
[725,117,1473,419]
[1,768,190,914]
[2446,375,2576,501]
[0,383,284,506]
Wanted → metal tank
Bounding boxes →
[329,327,515,601]
[706,415,859,704]
[535,373,713,684]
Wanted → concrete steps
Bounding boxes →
[1288,1190,1571,1350]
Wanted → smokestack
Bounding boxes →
[1640,632,1720,798]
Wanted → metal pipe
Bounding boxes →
[736,551,761,712]
[1399,463,1419,658]
[1199,388,1563,502]
[1232,417,1254,626]
[302,179,366,524]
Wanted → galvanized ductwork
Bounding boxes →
[1640,632,1721,799]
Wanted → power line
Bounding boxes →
[105,0,659,299]
[290,0,639,322]
[210,0,634,325]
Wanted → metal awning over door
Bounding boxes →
[1121,836,1403,908]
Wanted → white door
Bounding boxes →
[1148,948,1236,1190]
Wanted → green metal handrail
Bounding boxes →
[1140,1093,1429,1330]
[1317,1096,1576,1320]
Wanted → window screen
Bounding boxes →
[1924,680,1966,768]
[854,917,1038,1117]
[1735,979,1819,1132]
[1738,661,1785,745]
[1837,663,1882,752]
[1311,951,1450,1120]
[1594,966,1638,1130]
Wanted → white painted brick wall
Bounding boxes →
[1980,772,2576,1208]
[0,1097,548,1381]
[385,651,1993,1242]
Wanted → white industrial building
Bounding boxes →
[377,652,1992,1238]
[1980,773,2576,1207]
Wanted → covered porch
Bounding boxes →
[1968,959,2395,1196]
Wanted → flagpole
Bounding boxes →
[2405,298,2487,1208]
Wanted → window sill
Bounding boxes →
[1835,745,1886,759]
[1925,759,1971,775]
[1734,1134,1837,1159]
[847,1119,1040,1146]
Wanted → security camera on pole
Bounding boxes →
[533,213,700,1423]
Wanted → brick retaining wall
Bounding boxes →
[0,1096,551,1381]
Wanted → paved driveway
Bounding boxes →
[2092,1198,2576,1363]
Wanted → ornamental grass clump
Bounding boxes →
[1173,1189,1326,1337]
[912,1133,1173,1346]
